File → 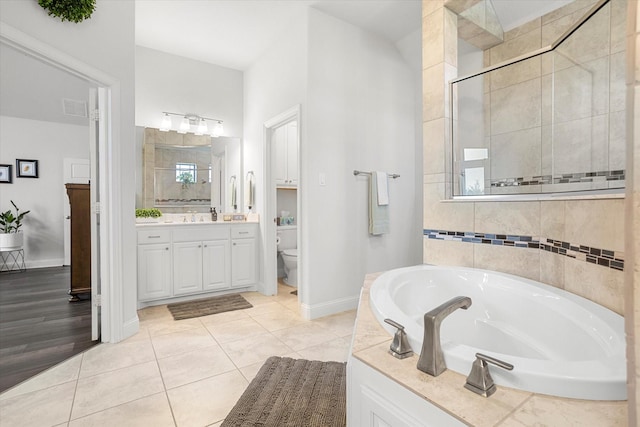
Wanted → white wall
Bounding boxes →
[0,0,137,342]
[303,9,422,314]
[135,46,244,137]
[0,116,89,267]
[243,17,308,292]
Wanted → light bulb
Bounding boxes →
[196,118,208,135]
[212,121,224,137]
[159,113,171,131]
[178,116,190,134]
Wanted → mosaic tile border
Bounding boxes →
[423,229,624,272]
[490,169,625,187]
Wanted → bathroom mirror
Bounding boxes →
[142,128,242,212]
[451,0,624,198]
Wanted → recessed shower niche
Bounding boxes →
[452,0,625,197]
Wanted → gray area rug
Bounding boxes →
[167,293,252,320]
[222,356,347,427]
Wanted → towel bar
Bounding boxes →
[353,170,400,179]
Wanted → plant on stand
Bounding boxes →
[0,200,30,251]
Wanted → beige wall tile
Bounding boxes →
[564,257,624,314]
[609,110,626,171]
[474,244,540,281]
[565,199,624,252]
[423,118,449,175]
[490,56,540,92]
[504,17,540,42]
[490,78,541,135]
[444,8,458,67]
[423,8,444,69]
[474,201,540,236]
[540,200,565,240]
[610,51,626,113]
[489,28,540,64]
[423,237,474,266]
[539,250,565,289]
[553,115,609,175]
[423,0,445,18]
[490,127,541,179]
[423,63,446,121]
[610,0,626,54]
[540,124,552,176]
[423,183,475,230]
[541,0,599,26]
[555,4,611,65]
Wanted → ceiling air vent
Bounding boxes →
[62,98,88,118]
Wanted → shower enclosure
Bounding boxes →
[451,0,624,197]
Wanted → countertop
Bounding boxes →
[351,273,628,427]
[135,213,259,227]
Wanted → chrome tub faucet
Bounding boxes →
[417,296,472,377]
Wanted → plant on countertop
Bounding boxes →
[0,200,30,234]
[38,0,96,23]
[178,172,195,189]
[135,208,162,219]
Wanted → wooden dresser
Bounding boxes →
[65,183,91,302]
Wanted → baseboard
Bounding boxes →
[120,316,140,343]
[137,285,257,309]
[25,258,65,269]
[300,294,360,320]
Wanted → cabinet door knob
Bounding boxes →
[198,245,202,248]
[165,247,169,251]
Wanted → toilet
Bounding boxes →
[276,226,298,287]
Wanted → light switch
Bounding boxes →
[319,173,326,186]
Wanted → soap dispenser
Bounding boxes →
[210,207,218,222]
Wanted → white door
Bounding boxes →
[89,87,107,341]
[63,159,90,266]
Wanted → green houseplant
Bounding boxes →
[0,200,30,250]
[135,208,162,223]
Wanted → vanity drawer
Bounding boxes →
[138,229,171,244]
[231,226,256,239]
[173,226,230,242]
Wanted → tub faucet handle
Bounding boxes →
[384,318,413,359]
[464,353,514,397]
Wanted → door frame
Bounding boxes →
[1,22,122,342]
[263,106,301,301]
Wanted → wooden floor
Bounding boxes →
[0,266,96,393]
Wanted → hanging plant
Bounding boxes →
[38,0,96,23]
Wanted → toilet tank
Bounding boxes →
[277,226,297,250]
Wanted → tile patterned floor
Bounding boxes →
[0,284,357,427]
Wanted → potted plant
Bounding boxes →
[135,208,163,223]
[0,200,30,251]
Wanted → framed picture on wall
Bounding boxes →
[16,159,38,178]
[0,164,12,183]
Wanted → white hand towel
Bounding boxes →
[376,171,389,206]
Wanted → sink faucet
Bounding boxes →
[417,296,472,377]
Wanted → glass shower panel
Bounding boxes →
[451,0,624,197]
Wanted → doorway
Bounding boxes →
[264,106,301,302]
[0,23,118,388]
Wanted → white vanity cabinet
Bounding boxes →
[231,226,257,287]
[274,121,298,187]
[172,227,230,296]
[137,230,172,301]
[137,223,257,305]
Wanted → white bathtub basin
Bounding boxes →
[369,265,626,400]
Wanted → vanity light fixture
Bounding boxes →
[159,111,224,136]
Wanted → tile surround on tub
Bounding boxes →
[424,229,624,271]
